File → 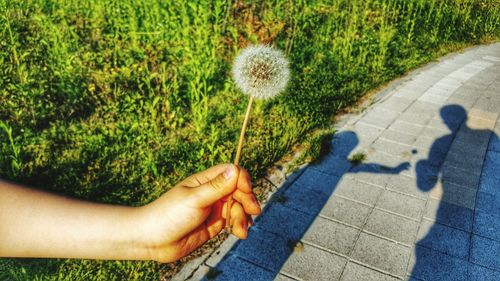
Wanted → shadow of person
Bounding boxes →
[210,130,410,280]
[411,104,500,280]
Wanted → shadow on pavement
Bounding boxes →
[411,105,500,280]
[210,130,409,280]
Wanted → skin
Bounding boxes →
[0,164,261,263]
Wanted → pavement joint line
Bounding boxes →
[441,161,482,176]
[469,260,500,274]
[277,272,301,281]
[300,239,350,260]
[373,206,423,222]
[317,214,364,231]
[345,258,405,280]
[333,193,381,208]
[360,229,414,248]
[344,175,388,189]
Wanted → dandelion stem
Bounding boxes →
[226,96,254,231]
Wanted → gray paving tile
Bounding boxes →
[232,227,291,272]
[387,120,424,136]
[309,155,352,177]
[429,181,476,209]
[386,174,428,199]
[359,109,400,129]
[293,168,341,195]
[408,245,468,281]
[334,177,384,206]
[448,139,488,163]
[378,97,414,112]
[423,198,473,232]
[398,111,433,126]
[331,130,363,157]
[281,243,347,281]
[364,209,419,245]
[207,255,276,281]
[376,190,426,219]
[257,204,315,241]
[471,235,500,271]
[473,211,500,242]
[341,261,400,281]
[467,263,500,281]
[351,232,411,276]
[442,163,481,189]
[280,181,330,216]
[416,220,470,259]
[302,216,360,255]
[379,129,417,146]
[320,195,372,228]
[476,192,500,217]
[372,138,414,158]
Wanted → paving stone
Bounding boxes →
[475,192,500,218]
[387,120,424,136]
[444,151,484,176]
[467,263,500,281]
[232,227,291,272]
[293,168,341,195]
[448,139,488,161]
[454,127,492,147]
[320,195,372,228]
[359,109,400,129]
[302,216,360,255]
[469,108,499,121]
[207,255,276,281]
[398,111,433,126]
[441,163,481,189]
[351,232,411,276]
[408,245,468,281]
[281,243,347,281]
[364,209,419,245]
[416,220,470,259]
[473,211,500,242]
[427,118,460,132]
[309,154,352,177]
[471,235,500,271]
[379,129,417,146]
[334,177,384,206]
[372,139,414,158]
[347,170,391,188]
[279,182,329,216]
[378,97,413,113]
[424,198,473,232]
[341,261,400,281]
[376,190,426,219]
[386,174,428,199]
[429,181,476,209]
[467,116,496,130]
[479,152,500,195]
[257,204,315,241]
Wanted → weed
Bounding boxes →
[349,152,367,166]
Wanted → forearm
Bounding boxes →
[0,180,151,260]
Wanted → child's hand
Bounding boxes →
[137,164,261,263]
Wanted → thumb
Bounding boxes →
[193,164,238,208]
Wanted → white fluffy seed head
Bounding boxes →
[232,44,290,100]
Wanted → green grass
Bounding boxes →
[1,0,499,279]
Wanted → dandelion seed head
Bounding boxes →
[232,44,290,99]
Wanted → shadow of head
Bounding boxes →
[440,104,467,131]
[416,104,467,191]
[331,130,359,157]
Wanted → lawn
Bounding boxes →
[1,0,499,279]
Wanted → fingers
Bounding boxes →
[232,190,261,215]
[191,164,238,208]
[229,202,248,239]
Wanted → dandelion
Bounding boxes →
[226,44,290,230]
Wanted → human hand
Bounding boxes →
[136,164,261,263]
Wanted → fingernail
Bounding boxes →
[223,165,235,180]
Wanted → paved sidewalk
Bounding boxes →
[186,43,500,281]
